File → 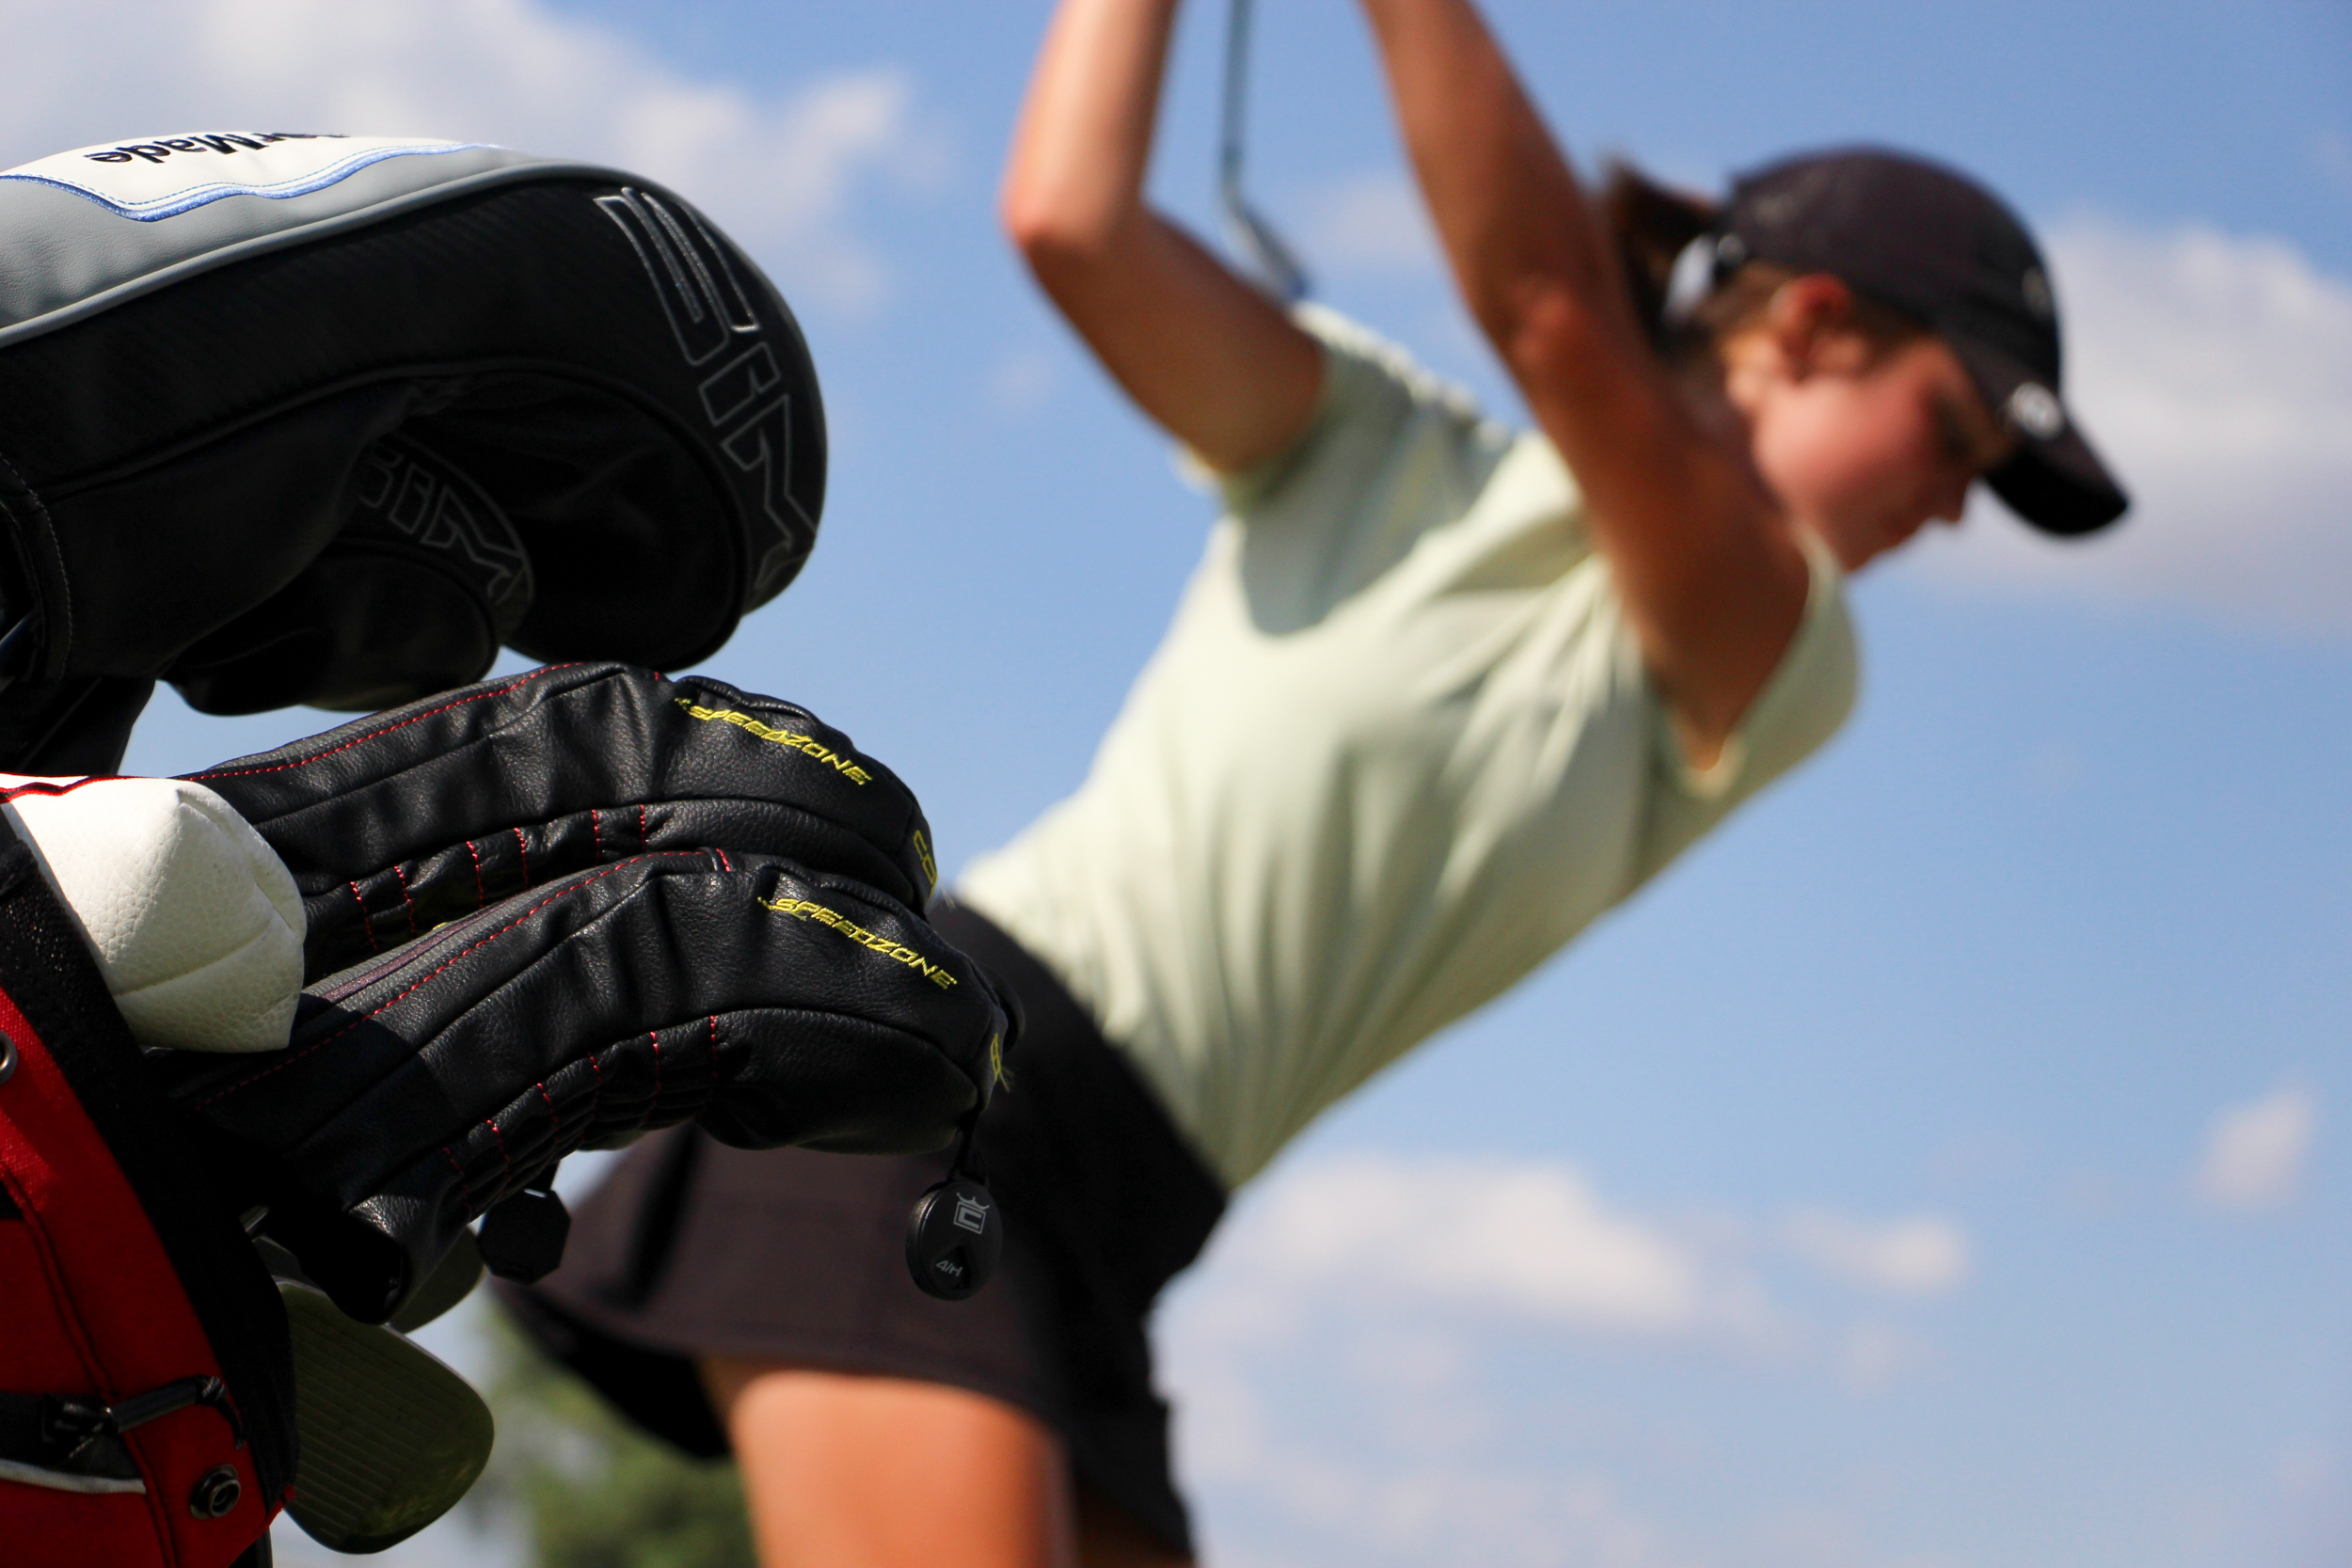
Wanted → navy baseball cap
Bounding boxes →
[1719,148,2127,536]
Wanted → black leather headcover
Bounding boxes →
[161,663,1003,1322]
[0,135,825,766]
[169,436,539,717]
[187,661,940,979]
[164,850,1008,1323]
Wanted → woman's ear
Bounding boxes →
[1764,274,1860,382]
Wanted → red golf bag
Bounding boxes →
[0,834,293,1567]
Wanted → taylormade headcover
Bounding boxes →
[0,133,823,771]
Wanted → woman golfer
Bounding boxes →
[508,0,2126,1562]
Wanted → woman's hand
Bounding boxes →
[1357,0,1809,760]
[1002,0,1323,475]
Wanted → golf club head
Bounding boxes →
[278,1283,494,1553]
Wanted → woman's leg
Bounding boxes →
[705,1356,1073,1568]
[703,1356,1191,1568]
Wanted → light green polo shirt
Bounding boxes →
[959,307,1858,1189]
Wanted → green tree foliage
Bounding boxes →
[469,1311,757,1568]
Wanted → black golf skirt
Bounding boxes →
[500,901,1229,1557]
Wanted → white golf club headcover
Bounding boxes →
[1,775,303,1053]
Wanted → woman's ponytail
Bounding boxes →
[1598,161,1718,351]
[1600,159,1923,363]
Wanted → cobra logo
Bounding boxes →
[595,187,812,603]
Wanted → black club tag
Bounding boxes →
[904,1177,1002,1302]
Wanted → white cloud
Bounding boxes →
[1300,168,1438,278]
[1156,1154,1980,1567]
[1179,1152,1972,1355]
[1782,1210,1971,1296]
[2195,1083,2319,1212]
[1210,1153,1735,1338]
[0,0,935,311]
[1161,1290,1683,1568]
[1904,219,2352,636]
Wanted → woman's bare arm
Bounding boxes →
[1002,0,1323,474]
[1357,0,1808,753]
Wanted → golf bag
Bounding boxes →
[0,127,907,1564]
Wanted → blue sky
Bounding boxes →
[7,1,2345,1562]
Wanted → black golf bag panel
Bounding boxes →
[0,131,825,766]
[0,835,295,1566]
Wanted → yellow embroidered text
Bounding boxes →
[676,699,872,784]
[763,895,960,990]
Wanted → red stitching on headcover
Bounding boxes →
[467,840,485,909]
[486,1117,515,1182]
[648,1030,661,1104]
[189,666,575,779]
[391,863,418,937]
[586,1053,605,1122]
[534,1080,560,1135]
[637,803,647,849]
[512,827,531,887]
[713,847,734,873]
[589,808,601,859]
[195,852,707,1107]
[349,881,379,954]
[441,1147,474,1209]
[0,774,127,803]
